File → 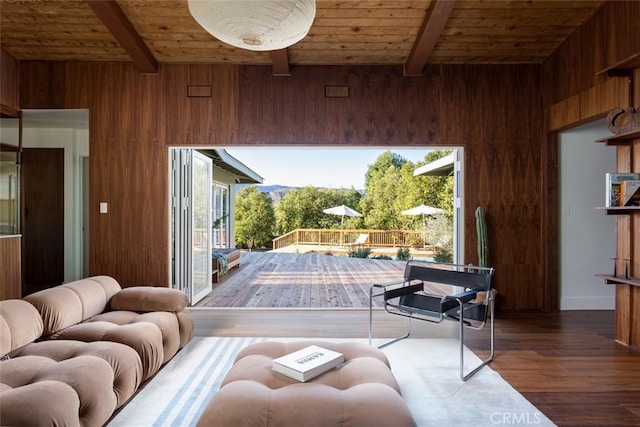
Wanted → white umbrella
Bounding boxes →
[323,205,363,245]
[401,204,445,245]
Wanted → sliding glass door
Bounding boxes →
[170,149,212,304]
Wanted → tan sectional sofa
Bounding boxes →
[0,276,194,427]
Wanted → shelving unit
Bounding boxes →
[595,52,640,77]
[594,104,639,350]
[595,274,640,288]
[595,129,640,145]
[595,206,640,214]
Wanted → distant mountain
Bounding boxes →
[236,184,364,205]
[235,184,299,205]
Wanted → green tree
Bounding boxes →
[363,151,407,188]
[360,152,408,229]
[400,150,454,246]
[235,186,275,250]
[359,150,454,239]
[276,186,363,234]
[412,150,454,217]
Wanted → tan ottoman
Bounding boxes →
[197,341,416,427]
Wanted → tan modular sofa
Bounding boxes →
[0,276,194,427]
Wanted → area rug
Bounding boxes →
[108,337,556,427]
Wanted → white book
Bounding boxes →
[606,173,640,207]
[272,345,344,382]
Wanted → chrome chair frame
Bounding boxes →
[368,261,495,381]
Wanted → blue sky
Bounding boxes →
[225,147,433,189]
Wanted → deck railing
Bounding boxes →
[272,228,425,250]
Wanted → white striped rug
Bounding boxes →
[108,337,556,427]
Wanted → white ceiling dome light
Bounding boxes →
[187,0,316,51]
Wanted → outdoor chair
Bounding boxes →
[346,233,368,247]
[368,260,495,381]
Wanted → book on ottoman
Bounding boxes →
[272,345,344,382]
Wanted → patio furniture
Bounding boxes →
[212,248,241,283]
[345,233,369,247]
[368,261,495,381]
[197,341,416,427]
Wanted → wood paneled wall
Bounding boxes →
[0,237,21,300]
[19,62,545,310]
[542,1,640,104]
[0,49,19,110]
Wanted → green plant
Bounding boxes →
[371,255,392,260]
[433,245,453,263]
[475,206,488,267]
[348,247,371,258]
[396,247,411,261]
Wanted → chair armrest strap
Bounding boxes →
[384,282,424,300]
[372,279,409,289]
[444,289,478,304]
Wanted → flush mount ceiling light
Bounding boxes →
[187,0,316,51]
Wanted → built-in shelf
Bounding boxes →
[596,274,640,288]
[595,206,640,214]
[595,128,640,145]
[595,52,640,77]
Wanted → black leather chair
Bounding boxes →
[368,261,495,381]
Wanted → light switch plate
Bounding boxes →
[100,202,108,214]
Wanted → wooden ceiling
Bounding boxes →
[0,0,605,75]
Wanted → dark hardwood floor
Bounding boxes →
[466,311,640,427]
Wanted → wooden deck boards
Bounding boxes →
[195,251,412,308]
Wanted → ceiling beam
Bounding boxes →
[270,49,291,76]
[86,0,158,74]
[404,0,456,76]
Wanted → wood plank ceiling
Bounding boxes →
[0,0,604,75]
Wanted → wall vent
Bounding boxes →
[187,85,212,98]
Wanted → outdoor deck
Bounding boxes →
[195,250,444,308]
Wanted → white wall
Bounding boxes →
[22,110,89,283]
[558,119,616,310]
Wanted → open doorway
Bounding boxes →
[170,146,464,307]
[558,119,616,309]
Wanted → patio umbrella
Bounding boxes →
[401,204,445,246]
[322,205,363,245]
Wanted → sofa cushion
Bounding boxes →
[92,310,180,365]
[109,286,189,313]
[53,321,164,381]
[0,300,44,357]
[0,355,117,427]
[12,340,143,408]
[0,380,81,427]
[24,276,122,335]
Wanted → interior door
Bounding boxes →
[170,149,212,304]
[21,148,64,295]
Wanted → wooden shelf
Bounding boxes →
[595,206,640,214]
[595,128,640,145]
[596,274,640,287]
[596,52,640,77]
